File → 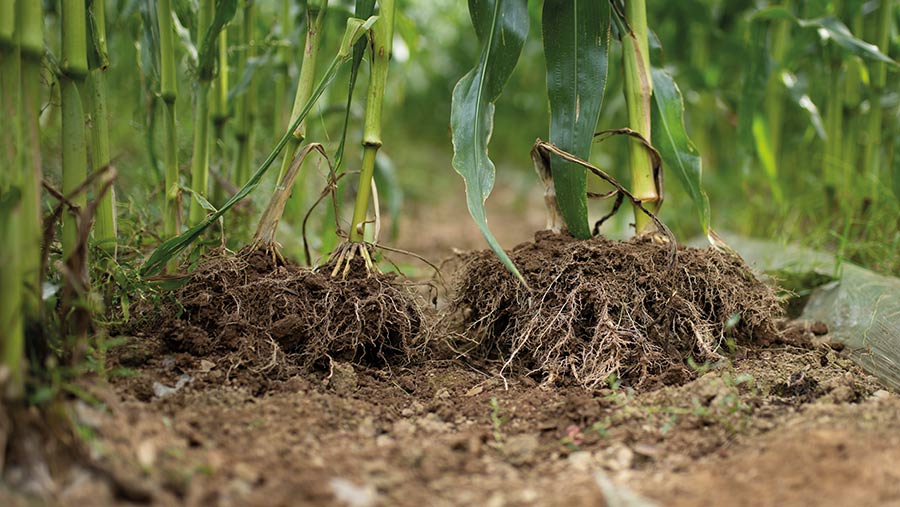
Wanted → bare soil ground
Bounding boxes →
[4,188,900,507]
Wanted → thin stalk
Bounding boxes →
[61,0,89,260]
[1,0,23,401]
[234,1,256,187]
[862,0,893,201]
[273,0,293,137]
[841,13,864,203]
[0,201,24,401]
[763,1,791,172]
[88,0,116,255]
[211,28,229,206]
[277,2,328,184]
[349,0,395,242]
[18,0,43,318]
[621,0,656,234]
[188,0,214,224]
[824,46,844,204]
[1,0,16,167]
[157,0,180,273]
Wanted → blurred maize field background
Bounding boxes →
[19,0,896,277]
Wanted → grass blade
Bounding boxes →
[450,0,529,281]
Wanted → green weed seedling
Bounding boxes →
[489,396,507,444]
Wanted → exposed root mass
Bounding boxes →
[449,231,782,388]
[151,248,422,381]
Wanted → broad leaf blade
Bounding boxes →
[450,0,529,281]
[542,0,609,239]
[650,67,711,234]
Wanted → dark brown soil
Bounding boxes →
[120,248,423,395]
[6,332,897,507]
[449,231,782,389]
[4,193,899,506]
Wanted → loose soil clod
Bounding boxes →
[145,248,423,386]
[449,231,783,388]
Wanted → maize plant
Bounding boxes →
[451,0,710,278]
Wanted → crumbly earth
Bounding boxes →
[4,187,900,507]
[2,333,898,507]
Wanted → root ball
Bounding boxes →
[450,231,782,388]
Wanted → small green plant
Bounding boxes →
[489,396,506,443]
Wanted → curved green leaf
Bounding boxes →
[197,0,238,81]
[650,67,711,234]
[450,0,529,281]
[141,16,378,277]
[781,71,826,140]
[542,0,609,239]
[751,7,898,66]
[335,0,377,171]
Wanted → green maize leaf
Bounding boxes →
[181,185,218,213]
[751,115,784,205]
[737,20,767,172]
[451,0,529,282]
[781,71,826,140]
[335,0,376,171]
[650,67,711,234]
[141,16,379,276]
[797,17,897,67]
[197,0,238,81]
[138,1,161,86]
[542,0,609,240]
[172,8,198,66]
[751,7,898,67]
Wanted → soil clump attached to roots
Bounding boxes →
[138,249,422,387]
[450,231,782,388]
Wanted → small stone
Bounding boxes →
[137,441,157,469]
[329,363,358,395]
[198,360,216,373]
[599,443,634,472]
[566,451,594,472]
[872,389,892,400]
[465,385,484,397]
[434,388,451,400]
[502,433,540,466]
